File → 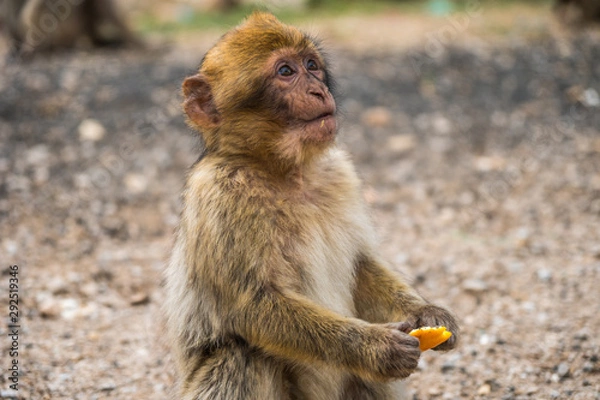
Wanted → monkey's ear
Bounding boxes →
[182,74,221,129]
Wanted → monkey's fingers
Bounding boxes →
[384,321,412,334]
[409,326,452,351]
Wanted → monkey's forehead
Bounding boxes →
[233,11,316,50]
[200,12,321,71]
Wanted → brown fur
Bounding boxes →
[0,0,136,57]
[554,0,600,24]
[165,12,459,400]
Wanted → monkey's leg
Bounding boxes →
[181,340,288,400]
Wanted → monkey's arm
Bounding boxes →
[353,254,459,351]
[232,285,420,382]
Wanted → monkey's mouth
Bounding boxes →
[289,113,336,140]
[304,113,335,125]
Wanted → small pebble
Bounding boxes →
[536,268,552,282]
[124,173,148,194]
[432,114,452,135]
[38,298,61,319]
[99,382,116,392]
[525,386,539,394]
[462,278,488,293]
[361,106,393,128]
[46,276,69,295]
[387,134,417,153]
[25,144,50,166]
[0,389,20,398]
[573,329,589,341]
[556,362,570,379]
[428,386,442,396]
[474,156,506,172]
[441,353,461,372]
[583,88,600,107]
[582,361,594,373]
[477,383,491,395]
[78,119,106,142]
[130,292,151,306]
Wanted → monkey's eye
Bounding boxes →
[278,65,295,77]
[306,59,319,71]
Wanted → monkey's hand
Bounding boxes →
[359,323,421,381]
[401,305,459,351]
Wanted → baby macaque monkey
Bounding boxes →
[164,12,459,400]
[0,0,136,56]
[554,0,600,24]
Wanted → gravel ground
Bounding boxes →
[0,15,599,400]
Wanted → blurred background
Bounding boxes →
[0,1,599,399]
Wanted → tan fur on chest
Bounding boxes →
[280,148,370,315]
[290,196,364,315]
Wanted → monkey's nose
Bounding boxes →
[308,89,326,102]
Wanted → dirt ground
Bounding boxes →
[1,5,600,400]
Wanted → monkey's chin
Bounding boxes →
[280,116,336,164]
[301,115,337,144]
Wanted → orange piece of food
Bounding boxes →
[409,326,452,351]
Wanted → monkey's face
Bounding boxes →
[267,48,337,145]
[182,12,338,166]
